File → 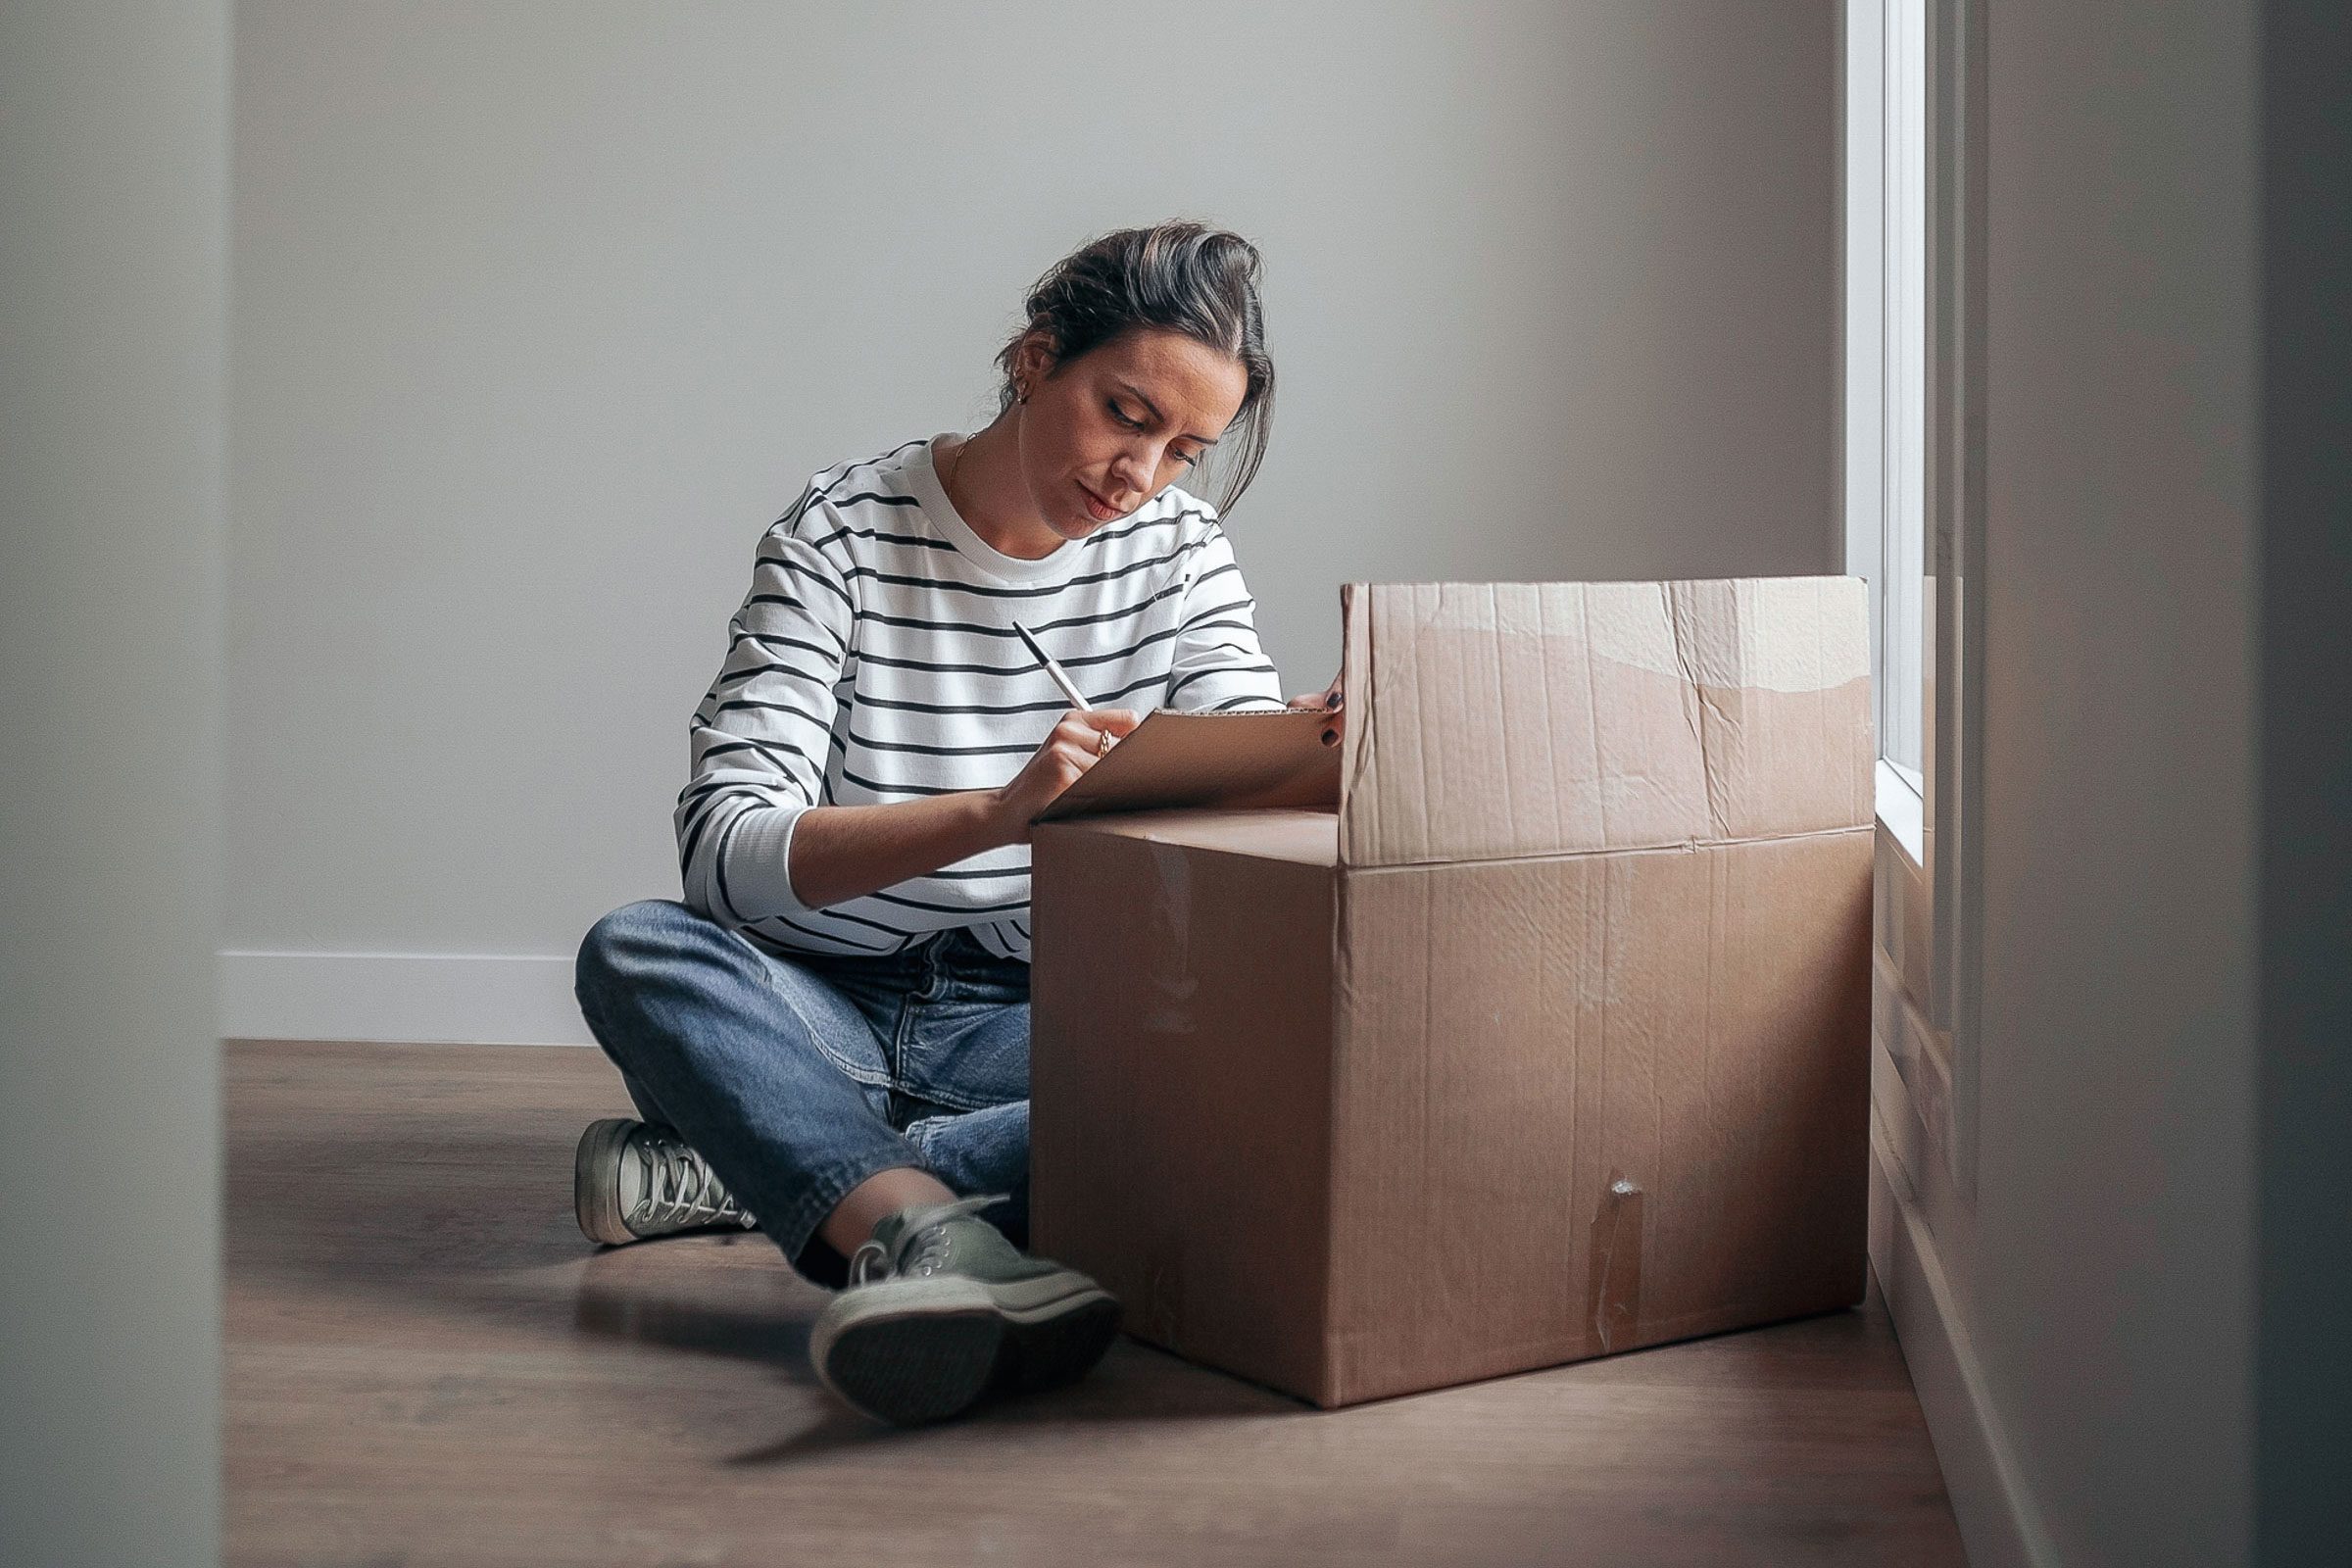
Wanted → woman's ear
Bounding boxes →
[1012,330,1058,399]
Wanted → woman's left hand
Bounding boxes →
[1286,673,1344,736]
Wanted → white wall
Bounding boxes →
[0,3,227,1561]
[225,0,1838,1039]
[1880,3,2264,1564]
[1972,0,2258,1545]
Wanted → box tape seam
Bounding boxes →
[1587,1171,1645,1353]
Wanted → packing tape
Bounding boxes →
[1631,580,1868,693]
[1142,1250,1181,1347]
[1142,843,1199,1034]
[1396,579,1868,695]
[1586,1172,1645,1353]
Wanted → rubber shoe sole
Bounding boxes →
[810,1272,1122,1426]
[992,1289,1125,1396]
[573,1117,641,1247]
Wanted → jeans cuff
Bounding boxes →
[765,1146,919,1283]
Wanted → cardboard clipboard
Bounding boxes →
[1033,707,1343,823]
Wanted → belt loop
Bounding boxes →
[920,930,949,1001]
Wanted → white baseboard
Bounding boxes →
[1871,1117,2062,1568]
[219,950,592,1045]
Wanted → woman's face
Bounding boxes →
[1012,326,1250,542]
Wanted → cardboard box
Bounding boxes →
[1029,578,1876,1407]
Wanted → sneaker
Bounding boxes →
[809,1194,1121,1426]
[573,1117,758,1246]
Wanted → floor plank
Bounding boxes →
[224,1039,1967,1567]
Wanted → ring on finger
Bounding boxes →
[1096,728,1113,756]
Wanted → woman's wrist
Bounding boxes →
[976,784,1029,849]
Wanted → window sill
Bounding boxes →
[1877,758,1926,868]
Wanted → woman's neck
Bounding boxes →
[942,418,1063,561]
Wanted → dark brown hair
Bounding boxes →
[997,220,1275,514]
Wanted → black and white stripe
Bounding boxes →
[672,433,1286,962]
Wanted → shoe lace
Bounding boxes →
[846,1193,1004,1287]
[634,1132,755,1231]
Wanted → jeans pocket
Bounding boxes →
[896,999,1031,1112]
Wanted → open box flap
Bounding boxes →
[1336,578,1874,868]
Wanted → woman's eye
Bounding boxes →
[1107,400,1193,464]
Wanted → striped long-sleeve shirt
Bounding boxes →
[674,433,1288,962]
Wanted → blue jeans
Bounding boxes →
[573,899,1031,1285]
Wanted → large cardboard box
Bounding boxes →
[1028,579,1877,1408]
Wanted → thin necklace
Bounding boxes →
[942,433,966,502]
[946,429,1054,560]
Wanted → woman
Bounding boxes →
[571,221,1338,1427]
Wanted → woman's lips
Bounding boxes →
[1078,482,1123,523]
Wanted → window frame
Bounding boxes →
[1845,0,1985,1199]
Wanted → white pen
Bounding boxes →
[1010,620,1094,713]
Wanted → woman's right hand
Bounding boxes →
[989,708,1143,842]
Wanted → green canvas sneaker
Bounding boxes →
[809,1195,1121,1426]
[572,1117,758,1246]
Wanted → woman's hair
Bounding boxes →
[997,220,1275,514]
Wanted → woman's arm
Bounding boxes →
[783,706,1141,908]
[676,504,854,930]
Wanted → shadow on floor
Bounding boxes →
[705,1335,1310,1468]
[229,1105,1301,1443]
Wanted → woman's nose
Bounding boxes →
[1109,445,1155,495]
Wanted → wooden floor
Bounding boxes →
[225,1039,1967,1567]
